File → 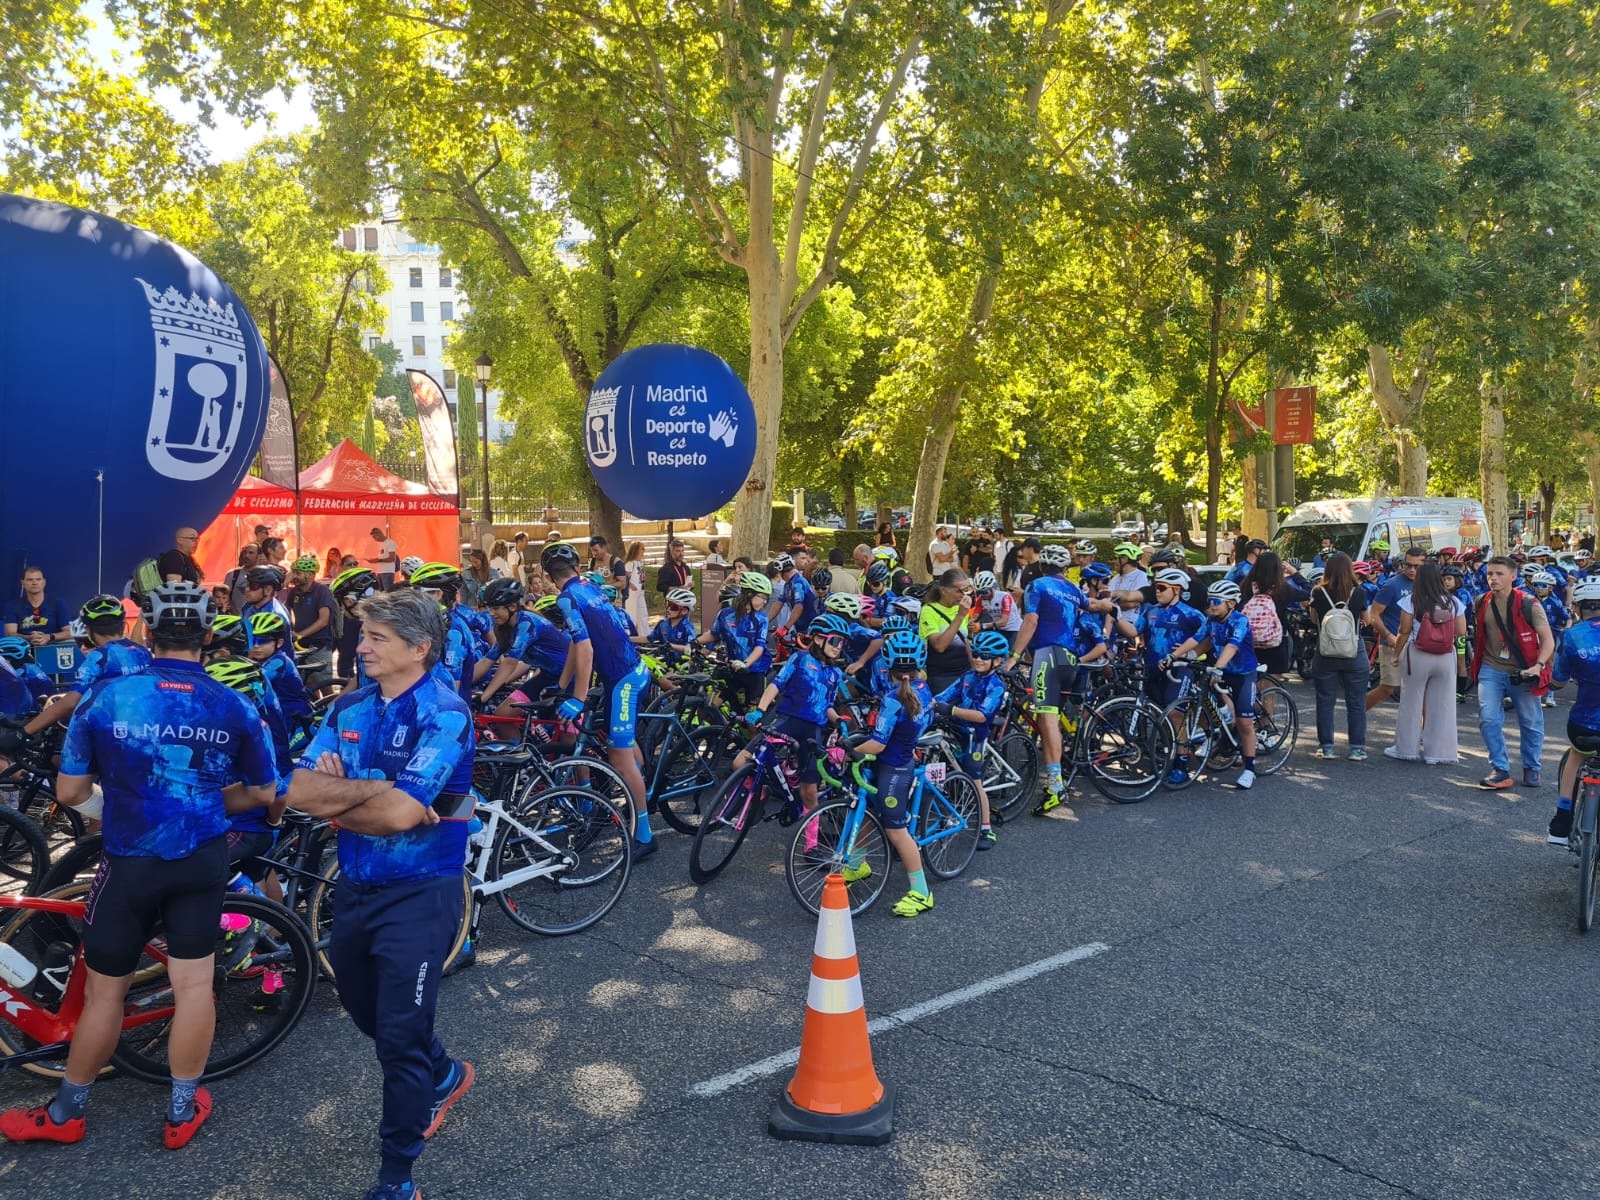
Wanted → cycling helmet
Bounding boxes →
[292,555,320,574]
[1530,545,1553,559]
[809,614,850,640]
[246,611,289,641]
[772,552,795,573]
[892,596,922,619]
[481,578,526,608]
[145,582,216,634]
[68,619,89,642]
[1578,549,1594,562]
[210,613,250,655]
[540,541,580,574]
[531,593,560,615]
[882,629,928,671]
[1526,569,1555,588]
[1353,561,1375,579]
[665,587,697,610]
[332,567,380,600]
[398,555,424,577]
[1071,539,1096,555]
[972,571,998,592]
[601,585,620,601]
[0,636,31,664]
[1112,542,1141,561]
[739,570,773,596]
[1437,546,1458,557]
[810,568,833,591]
[583,571,607,588]
[1081,562,1113,581]
[1285,557,1302,570]
[1038,543,1071,569]
[205,658,265,693]
[718,582,741,605]
[408,562,463,591]
[825,593,866,620]
[80,594,124,623]
[1572,577,1600,607]
[1440,562,1465,579]
[872,546,900,566]
[902,583,928,601]
[1510,551,1528,564]
[1150,549,1183,567]
[971,631,1010,660]
[890,568,914,594]
[245,565,285,590]
[1369,539,1390,553]
[1206,580,1242,605]
[1154,568,1191,589]
[883,613,917,634]
[864,563,891,586]
[1305,566,1325,585]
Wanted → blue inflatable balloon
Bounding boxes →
[0,195,269,608]
[584,344,757,520]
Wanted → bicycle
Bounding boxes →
[1563,749,1600,931]
[0,805,50,897]
[1162,667,1298,787]
[784,737,983,917]
[0,882,316,1082]
[0,728,85,856]
[688,729,820,884]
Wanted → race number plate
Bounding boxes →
[926,762,947,784]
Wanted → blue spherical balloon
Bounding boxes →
[584,344,757,520]
[0,195,269,608]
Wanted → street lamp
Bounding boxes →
[474,352,494,524]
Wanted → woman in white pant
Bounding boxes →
[1387,561,1468,764]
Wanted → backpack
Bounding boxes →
[1314,586,1360,659]
[1413,601,1455,655]
[1242,591,1283,648]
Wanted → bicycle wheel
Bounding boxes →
[919,773,981,880]
[307,863,470,980]
[786,801,890,917]
[494,788,631,935]
[112,892,318,1083]
[0,881,101,1078]
[36,833,103,895]
[985,731,1039,822]
[1580,786,1600,933]
[1084,697,1172,802]
[540,754,636,837]
[1253,685,1299,774]
[654,724,739,835]
[689,764,765,884]
[0,804,50,896]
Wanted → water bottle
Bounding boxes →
[468,815,492,849]
[0,941,38,989]
[34,941,73,1003]
[227,870,264,897]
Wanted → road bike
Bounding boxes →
[1162,667,1298,788]
[1563,749,1600,931]
[688,729,819,885]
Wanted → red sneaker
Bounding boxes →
[162,1087,212,1150]
[422,1060,474,1139]
[1,1104,86,1144]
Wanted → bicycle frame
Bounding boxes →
[903,759,971,851]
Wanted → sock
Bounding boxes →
[168,1074,200,1123]
[1045,763,1063,792]
[48,1077,92,1124]
[908,869,927,897]
[635,813,653,843]
[803,823,819,851]
[1559,794,1575,812]
[1242,757,1255,771]
[980,823,991,832]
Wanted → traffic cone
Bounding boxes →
[768,873,895,1145]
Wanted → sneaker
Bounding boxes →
[1348,748,1368,762]
[891,890,934,918]
[631,837,658,863]
[1311,746,1337,760]
[162,1086,212,1150]
[1232,769,1256,790]
[1549,808,1575,845]
[840,860,873,883]
[1383,746,1419,762]
[1,1104,86,1144]
[1543,696,1557,708]
[1480,769,1514,790]
[442,942,476,978]
[423,1060,474,1140]
[976,828,997,851]
[1032,790,1062,815]
[1165,767,1190,787]
[1523,769,1543,788]
[363,1185,421,1200]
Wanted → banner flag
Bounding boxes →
[407,369,460,500]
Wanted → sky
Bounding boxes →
[82,1,314,163]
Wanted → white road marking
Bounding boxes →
[687,940,1111,1098]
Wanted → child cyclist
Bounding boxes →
[1134,567,1208,785]
[698,570,773,712]
[1548,577,1600,844]
[1529,569,1571,709]
[843,629,936,917]
[645,588,699,660]
[1162,578,1260,790]
[245,611,313,727]
[932,629,1011,851]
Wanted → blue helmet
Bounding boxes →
[1081,562,1113,581]
[883,629,927,671]
[809,613,850,640]
[971,631,1010,660]
[882,613,916,634]
[0,636,31,664]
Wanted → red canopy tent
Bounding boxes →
[196,440,460,581]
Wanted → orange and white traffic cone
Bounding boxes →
[768,873,895,1144]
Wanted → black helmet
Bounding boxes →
[540,542,580,574]
[80,594,125,624]
[246,565,285,590]
[482,578,526,608]
[811,568,833,591]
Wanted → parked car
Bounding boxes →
[1111,519,1145,539]
[1044,518,1077,534]
[1015,513,1043,530]
[857,509,877,528]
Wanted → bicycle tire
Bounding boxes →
[539,754,636,837]
[654,723,738,835]
[786,801,890,917]
[1084,697,1172,802]
[34,832,102,895]
[307,863,472,980]
[1253,685,1299,774]
[688,763,762,884]
[0,803,51,896]
[1580,785,1600,933]
[986,731,1039,822]
[493,787,631,935]
[919,772,980,880]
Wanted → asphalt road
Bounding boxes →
[4,682,1597,1200]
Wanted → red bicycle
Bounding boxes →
[0,882,316,1082]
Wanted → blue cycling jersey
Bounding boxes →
[17,661,53,702]
[870,653,895,698]
[559,577,640,684]
[260,649,312,721]
[1557,619,1600,728]
[1204,609,1259,675]
[295,673,476,885]
[1073,611,1106,659]
[435,607,479,704]
[648,616,697,654]
[772,650,842,726]
[0,660,33,717]
[1141,602,1207,666]
[935,669,1006,742]
[711,606,771,674]
[780,573,819,631]
[230,675,294,832]
[240,597,292,628]
[1539,594,1569,631]
[1023,574,1089,650]
[462,605,494,647]
[516,611,573,677]
[871,679,934,768]
[843,620,878,662]
[62,658,276,859]
[74,638,152,692]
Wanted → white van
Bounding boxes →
[1272,497,1490,564]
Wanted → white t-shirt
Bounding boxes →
[1110,567,1149,594]
[376,539,397,571]
[929,538,957,572]
[1398,593,1467,617]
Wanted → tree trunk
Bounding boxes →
[1584,438,1600,540]
[1539,480,1557,544]
[840,474,858,532]
[874,492,891,537]
[585,476,624,552]
[1479,375,1508,554]
[729,232,785,560]
[1203,292,1224,560]
[1367,343,1433,495]
[999,495,1015,534]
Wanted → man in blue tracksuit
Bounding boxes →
[288,589,477,1200]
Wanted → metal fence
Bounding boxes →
[376,460,587,525]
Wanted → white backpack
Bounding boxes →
[1315,586,1360,658]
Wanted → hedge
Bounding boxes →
[767,526,1207,568]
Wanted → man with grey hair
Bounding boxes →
[287,587,476,1200]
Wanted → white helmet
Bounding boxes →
[1207,579,1242,605]
[399,555,424,576]
[872,546,900,566]
[972,571,998,591]
[1305,566,1325,585]
[1525,569,1555,588]
[893,596,922,619]
[1039,543,1071,569]
[1572,577,1600,606]
[665,587,696,609]
[1154,568,1191,590]
[1530,545,1553,558]
[825,593,866,620]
